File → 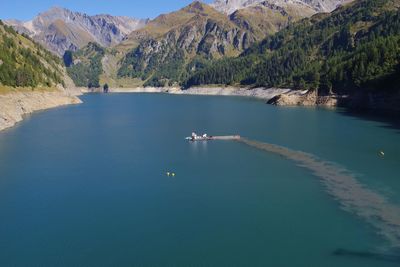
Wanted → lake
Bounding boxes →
[0,93,399,267]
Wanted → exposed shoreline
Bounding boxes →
[169,87,292,100]
[86,86,293,101]
[0,90,82,132]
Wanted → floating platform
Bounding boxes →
[186,135,241,141]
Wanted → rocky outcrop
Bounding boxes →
[5,7,148,56]
[0,90,82,132]
[267,90,339,107]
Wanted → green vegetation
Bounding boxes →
[185,0,400,94]
[63,50,73,67]
[103,83,109,93]
[118,47,190,87]
[65,42,105,88]
[0,20,64,88]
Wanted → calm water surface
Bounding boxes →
[0,93,400,266]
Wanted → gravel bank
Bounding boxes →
[0,90,82,132]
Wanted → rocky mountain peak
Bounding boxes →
[186,1,207,11]
[183,1,222,16]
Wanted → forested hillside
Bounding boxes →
[186,0,400,95]
[64,42,105,88]
[0,20,64,88]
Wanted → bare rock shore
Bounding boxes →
[0,91,82,132]
[267,90,339,107]
[105,86,292,100]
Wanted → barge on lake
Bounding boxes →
[186,132,241,142]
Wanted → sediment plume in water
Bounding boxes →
[238,138,400,248]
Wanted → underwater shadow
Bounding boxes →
[333,248,400,264]
[337,107,400,133]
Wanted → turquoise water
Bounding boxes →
[0,93,400,266]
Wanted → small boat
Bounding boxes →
[186,132,213,142]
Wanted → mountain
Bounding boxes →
[229,1,316,39]
[0,20,65,88]
[117,1,251,87]
[211,0,354,14]
[65,1,317,88]
[113,1,313,87]
[5,7,148,56]
[186,0,400,97]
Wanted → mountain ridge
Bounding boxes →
[5,7,148,56]
[211,0,354,14]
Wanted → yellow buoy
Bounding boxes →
[171,173,176,177]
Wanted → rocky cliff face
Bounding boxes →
[5,7,148,56]
[211,0,354,14]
